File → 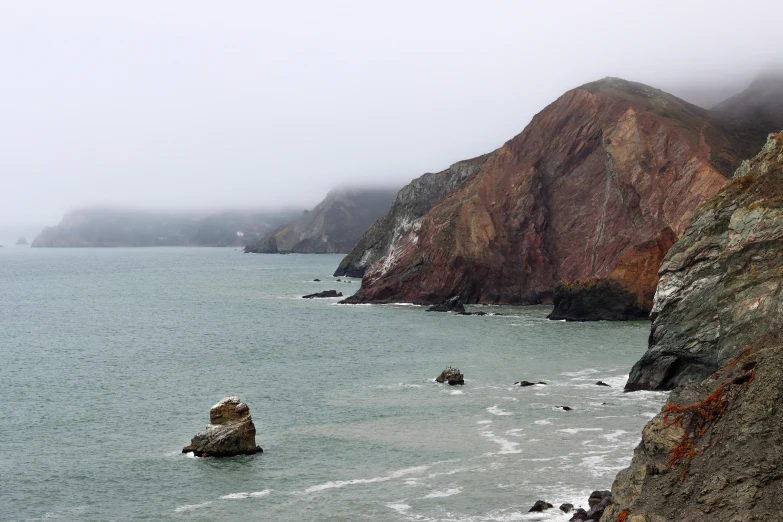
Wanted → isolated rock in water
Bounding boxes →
[426,296,465,313]
[559,503,573,513]
[515,381,547,387]
[435,366,464,385]
[313,278,321,282]
[302,290,343,299]
[568,507,588,521]
[595,381,610,387]
[528,500,553,512]
[558,406,573,411]
[182,396,263,458]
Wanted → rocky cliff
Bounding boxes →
[626,132,783,392]
[244,187,398,254]
[603,133,783,521]
[31,208,302,247]
[333,154,491,277]
[345,78,750,306]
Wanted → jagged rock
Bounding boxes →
[559,503,573,513]
[627,132,783,391]
[435,366,464,385]
[605,132,783,521]
[568,508,588,521]
[302,290,343,299]
[515,381,547,387]
[528,500,553,512]
[585,490,612,519]
[182,397,263,458]
[343,78,772,308]
[334,154,491,277]
[425,296,465,313]
[595,381,610,387]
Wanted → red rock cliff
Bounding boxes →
[344,78,741,305]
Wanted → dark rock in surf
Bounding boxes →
[560,503,574,513]
[528,500,553,512]
[435,366,464,385]
[182,396,263,458]
[426,296,466,313]
[313,278,321,281]
[595,381,610,387]
[302,290,343,299]
[569,508,589,521]
[586,490,612,520]
[515,381,547,387]
[558,406,573,411]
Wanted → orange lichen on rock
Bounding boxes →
[616,510,631,522]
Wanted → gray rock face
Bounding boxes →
[182,396,263,457]
[245,187,398,254]
[333,154,491,277]
[606,132,783,522]
[626,132,783,391]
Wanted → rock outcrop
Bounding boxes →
[435,366,464,385]
[244,187,398,254]
[603,133,783,520]
[182,396,263,457]
[333,154,491,277]
[343,78,760,309]
[425,296,466,313]
[302,290,343,299]
[626,132,783,391]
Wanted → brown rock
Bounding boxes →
[343,78,747,308]
[182,396,263,458]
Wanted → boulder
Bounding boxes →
[560,503,574,513]
[515,381,547,387]
[182,396,263,458]
[435,366,464,385]
[569,508,588,521]
[528,500,553,512]
[595,381,610,387]
[426,296,466,313]
[302,290,343,299]
[586,490,612,520]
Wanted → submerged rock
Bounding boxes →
[182,396,263,458]
[515,381,547,387]
[595,381,610,387]
[435,366,464,385]
[426,296,465,313]
[302,290,343,299]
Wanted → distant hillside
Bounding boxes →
[31,208,303,247]
[244,187,398,254]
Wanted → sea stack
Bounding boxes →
[435,366,465,385]
[182,396,263,457]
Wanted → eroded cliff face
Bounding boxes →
[333,154,490,277]
[244,187,398,254]
[626,133,783,391]
[345,78,736,305]
[602,134,783,521]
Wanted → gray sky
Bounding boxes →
[2,0,782,233]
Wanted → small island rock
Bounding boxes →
[435,366,464,385]
[303,290,343,299]
[182,396,263,458]
[528,500,553,512]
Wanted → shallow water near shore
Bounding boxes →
[1,248,666,521]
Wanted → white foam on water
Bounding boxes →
[174,501,213,512]
[641,411,658,419]
[487,405,513,416]
[385,303,423,307]
[533,419,552,425]
[386,501,411,514]
[451,390,464,395]
[479,428,522,454]
[558,428,603,435]
[602,430,629,442]
[505,428,524,435]
[219,490,270,500]
[561,368,600,377]
[422,487,462,499]
[305,465,429,493]
[182,451,197,458]
[477,420,493,424]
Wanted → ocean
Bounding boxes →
[0,247,666,521]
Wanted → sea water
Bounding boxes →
[0,248,666,521]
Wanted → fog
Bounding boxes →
[2,0,782,234]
